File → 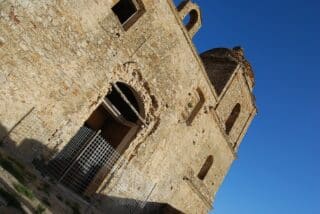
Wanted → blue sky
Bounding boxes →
[175,0,320,213]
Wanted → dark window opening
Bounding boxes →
[197,155,213,180]
[112,0,138,24]
[225,103,241,135]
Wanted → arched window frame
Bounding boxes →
[177,0,202,38]
[184,9,199,31]
[225,103,241,135]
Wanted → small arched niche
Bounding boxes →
[225,103,241,135]
[197,155,213,180]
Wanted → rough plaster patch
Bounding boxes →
[0,73,6,84]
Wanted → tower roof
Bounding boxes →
[201,47,255,89]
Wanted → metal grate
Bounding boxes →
[45,126,157,212]
[47,126,121,194]
[47,126,95,179]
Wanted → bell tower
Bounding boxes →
[201,47,257,151]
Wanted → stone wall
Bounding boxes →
[0,0,256,213]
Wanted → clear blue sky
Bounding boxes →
[175,0,320,213]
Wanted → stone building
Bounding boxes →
[0,0,256,213]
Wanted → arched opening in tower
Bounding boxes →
[225,103,241,135]
[197,155,214,180]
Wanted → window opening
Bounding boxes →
[112,0,145,30]
[177,0,201,38]
[197,155,213,180]
[225,103,241,135]
[184,9,198,31]
[112,0,137,24]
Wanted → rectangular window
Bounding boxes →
[112,0,145,30]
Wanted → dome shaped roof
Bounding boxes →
[200,47,255,95]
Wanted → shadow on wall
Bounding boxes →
[0,122,52,163]
[0,121,184,214]
[92,193,184,214]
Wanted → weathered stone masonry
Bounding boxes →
[0,0,257,213]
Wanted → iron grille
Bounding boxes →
[47,126,120,194]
